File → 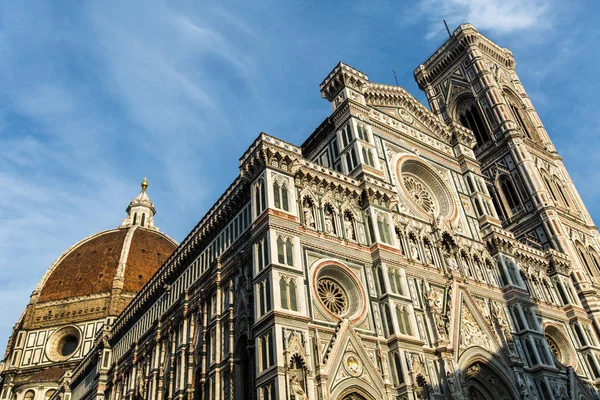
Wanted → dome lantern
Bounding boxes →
[121,177,158,230]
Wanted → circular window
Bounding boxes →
[397,157,456,221]
[60,335,78,356]
[544,325,577,369]
[317,278,348,315]
[312,261,367,323]
[45,326,81,362]
[545,334,561,361]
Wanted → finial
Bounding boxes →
[141,177,148,190]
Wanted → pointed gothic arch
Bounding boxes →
[454,96,491,146]
[457,349,520,400]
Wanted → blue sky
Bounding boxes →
[1,0,599,344]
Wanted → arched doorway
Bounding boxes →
[464,362,516,400]
[233,336,252,400]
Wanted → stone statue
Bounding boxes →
[426,288,448,340]
[289,375,307,400]
[444,250,459,272]
[344,214,355,240]
[410,240,420,260]
[425,245,434,265]
[303,201,316,229]
[324,210,335,234]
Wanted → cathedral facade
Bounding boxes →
[3,24,600,400]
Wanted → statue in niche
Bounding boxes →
[426,288,448,340]
[302,198,316,229]
[289,375,307,400]
[443,250,459,272]
[409,238,420,261]
[343,212,355,241]
[424,243,434,265]
[324,206,336,235]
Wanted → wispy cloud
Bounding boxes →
[412,0,552,40]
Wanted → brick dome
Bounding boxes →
[20,179,178,329]
[37,227,177,303]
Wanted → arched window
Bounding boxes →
[289,279,298,311]
[377,214,392,244]
[357,123,369,142]
[273,181,290,211]
[393,352,404,385]
[396,306,405,334]
[512,306,525,331]
[24,391,35,400]
[488,184,507,222]
[384,304,394,336]
[555,180,571,207]
[523,306,537,331]
[499,175,521,212]
[376,266,386,295]
[280,277,298,311]
[524,339,539,366]
[133,212,138,225]
[141,213,146,227]
[577,246,595,278]
[574,323,588,347]
[280,277,288,309]
[543,176,558,202]
[588,354,600,378]
[457,99,491,146]
[509,103,532,139]
[255,178,266,216]
[45,389,56,399]
[276,237,293,266]
[396,306,411,335]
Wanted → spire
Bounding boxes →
[121,178,159,230]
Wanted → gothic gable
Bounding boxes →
[322,320,385,399]
[450,289,501,357]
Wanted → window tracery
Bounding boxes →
[273,180,290,212]
[403,176,435,215]
[276,236,294,266]
[280,276,298,311]
[456,99,491,146]
[376,213,392,244]
[317,278,348,315]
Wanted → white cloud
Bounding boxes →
[414,0,551,39]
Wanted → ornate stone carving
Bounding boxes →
[460,307,490,349]
[403,176,435,215]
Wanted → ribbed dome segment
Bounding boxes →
[37,227,176,304]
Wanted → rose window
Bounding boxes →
[317,278,348,315]
[397,158,456,220]
[312,262,367,323]
[402,176,435,215]
[545,334,562,361]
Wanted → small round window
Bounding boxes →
[45,326,81,362]
[60,335,78,356]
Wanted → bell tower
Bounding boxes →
[415,24,600,382]
[415,23,598,266]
